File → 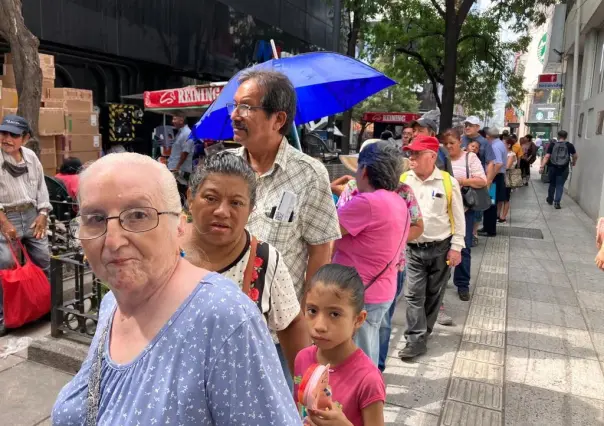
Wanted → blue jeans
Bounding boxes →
[0,208,50,325]
[355,301,392,367]
[453,209,474,292]
[378,270,406,372]
[547,166,569,203]
[275,343,293,392]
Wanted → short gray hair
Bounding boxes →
[189,151,257,208]
[79,153,182,214]
[358,141,403,191]
[238,69,297,136]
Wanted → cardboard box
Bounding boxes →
[40,151,57,169]
[56,134,101,152]
[38,135,58,151]
[43,99,91,112]
[4,53,55,79]
[1,65,16,88]
[65,112,98,134]
[57,150,101,165]
[42,78,54,94]
[48,88,93,102]
[43,167,56,176]
[0,84,18,109]
[44,99,64,109]
[39,108,66,136]
[1,107,17,121]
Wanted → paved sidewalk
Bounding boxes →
[384,171,604,425]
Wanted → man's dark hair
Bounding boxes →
[238,69,297,136]
[526,134,533,141]
[558,130,568,139]
[310,264,365,314]
[59,157,83,175]
[380,130,393,140]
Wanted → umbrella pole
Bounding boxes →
[270,39,302,151]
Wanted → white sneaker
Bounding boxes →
[437,308,453,326]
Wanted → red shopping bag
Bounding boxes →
[0,240,50,328]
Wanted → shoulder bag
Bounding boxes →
[505,155,524,188]
[460,153,491,212]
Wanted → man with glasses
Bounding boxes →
[398,135,465,359]
[0,115,52,336]
[229,69,340,389]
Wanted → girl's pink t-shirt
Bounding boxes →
[55,173,80,199]
[333,189,409,304]
[294,346,385,426]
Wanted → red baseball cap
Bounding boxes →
[403,134,440,153]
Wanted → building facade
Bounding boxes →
[559,0,604,219]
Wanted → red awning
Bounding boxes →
[144,83,227,110]
[362,112,421,123]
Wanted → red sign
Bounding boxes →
[362,112,421,123]
[144,84,225,109]
[537,74,562,89]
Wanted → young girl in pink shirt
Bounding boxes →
[294,264,385,426]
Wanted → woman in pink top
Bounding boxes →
[443,129,487,300]
[54,157,82,199]
[333,141,410,366]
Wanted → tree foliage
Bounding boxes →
[365,0,555,129]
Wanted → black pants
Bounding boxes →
[519,159,531,180]
[404,239,451,344]
[483,173,506,235]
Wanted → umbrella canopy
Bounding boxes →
[192,52,397,140]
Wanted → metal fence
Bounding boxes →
[48,212,101,343]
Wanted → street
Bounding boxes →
[1,169,603,425]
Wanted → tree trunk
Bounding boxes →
[440,0,459,132]
[341,9,363,154]
[0,0,42,134]
[356,122,368,148]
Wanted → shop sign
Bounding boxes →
[537,73,563,89]
[144,85,224,109]
[362,112,421,123]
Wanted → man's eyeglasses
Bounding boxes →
[226,102,270,117]
[0,131,23,138]
[70,207,180,240]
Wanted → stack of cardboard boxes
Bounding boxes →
[0,53,101,176]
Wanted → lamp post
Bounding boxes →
[326,0,342,151]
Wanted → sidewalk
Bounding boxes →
[1,169,603,425]
[383,170,604,425]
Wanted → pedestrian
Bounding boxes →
[402,124,414,156]
[410,118,453,174]
[52,153,301,425]
[540,130,578,209]
[337,141,424,372]
[461,117,497,246]
[230,69,341,386]
[0,115,53,337]
[294,264,385,426]
[332,141,410,366]
[443,129,487,301]
[167,113,193,201]
[519,136,538,185]
[596,218,604,270]
[181,150,311,384]
[478,127,507,237]
[55,157,82,199]
[398,135,465,359]
[499,137,519,223]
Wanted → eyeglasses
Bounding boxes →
[226,102,268,117]
[0,131,23,138]
[70,207,180,240]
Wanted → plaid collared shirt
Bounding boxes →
[235,138,341,299]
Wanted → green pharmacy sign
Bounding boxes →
[537,34,547,64]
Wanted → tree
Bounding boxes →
[0,0,42,133]
[351,83,420,146]
[367,0,555,130]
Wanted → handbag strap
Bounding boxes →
[86,324,110,426]
[242,235,259,296]
[365,211,410,292]
[465,152,470,179]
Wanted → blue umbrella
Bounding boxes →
[192,52,397,141]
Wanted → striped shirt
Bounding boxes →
[0,147,52,211]
[235,138,341,299]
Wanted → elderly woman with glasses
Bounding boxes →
[333,141,411,366]
[52,153,300,425]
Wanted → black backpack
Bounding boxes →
[550,141,570,167]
